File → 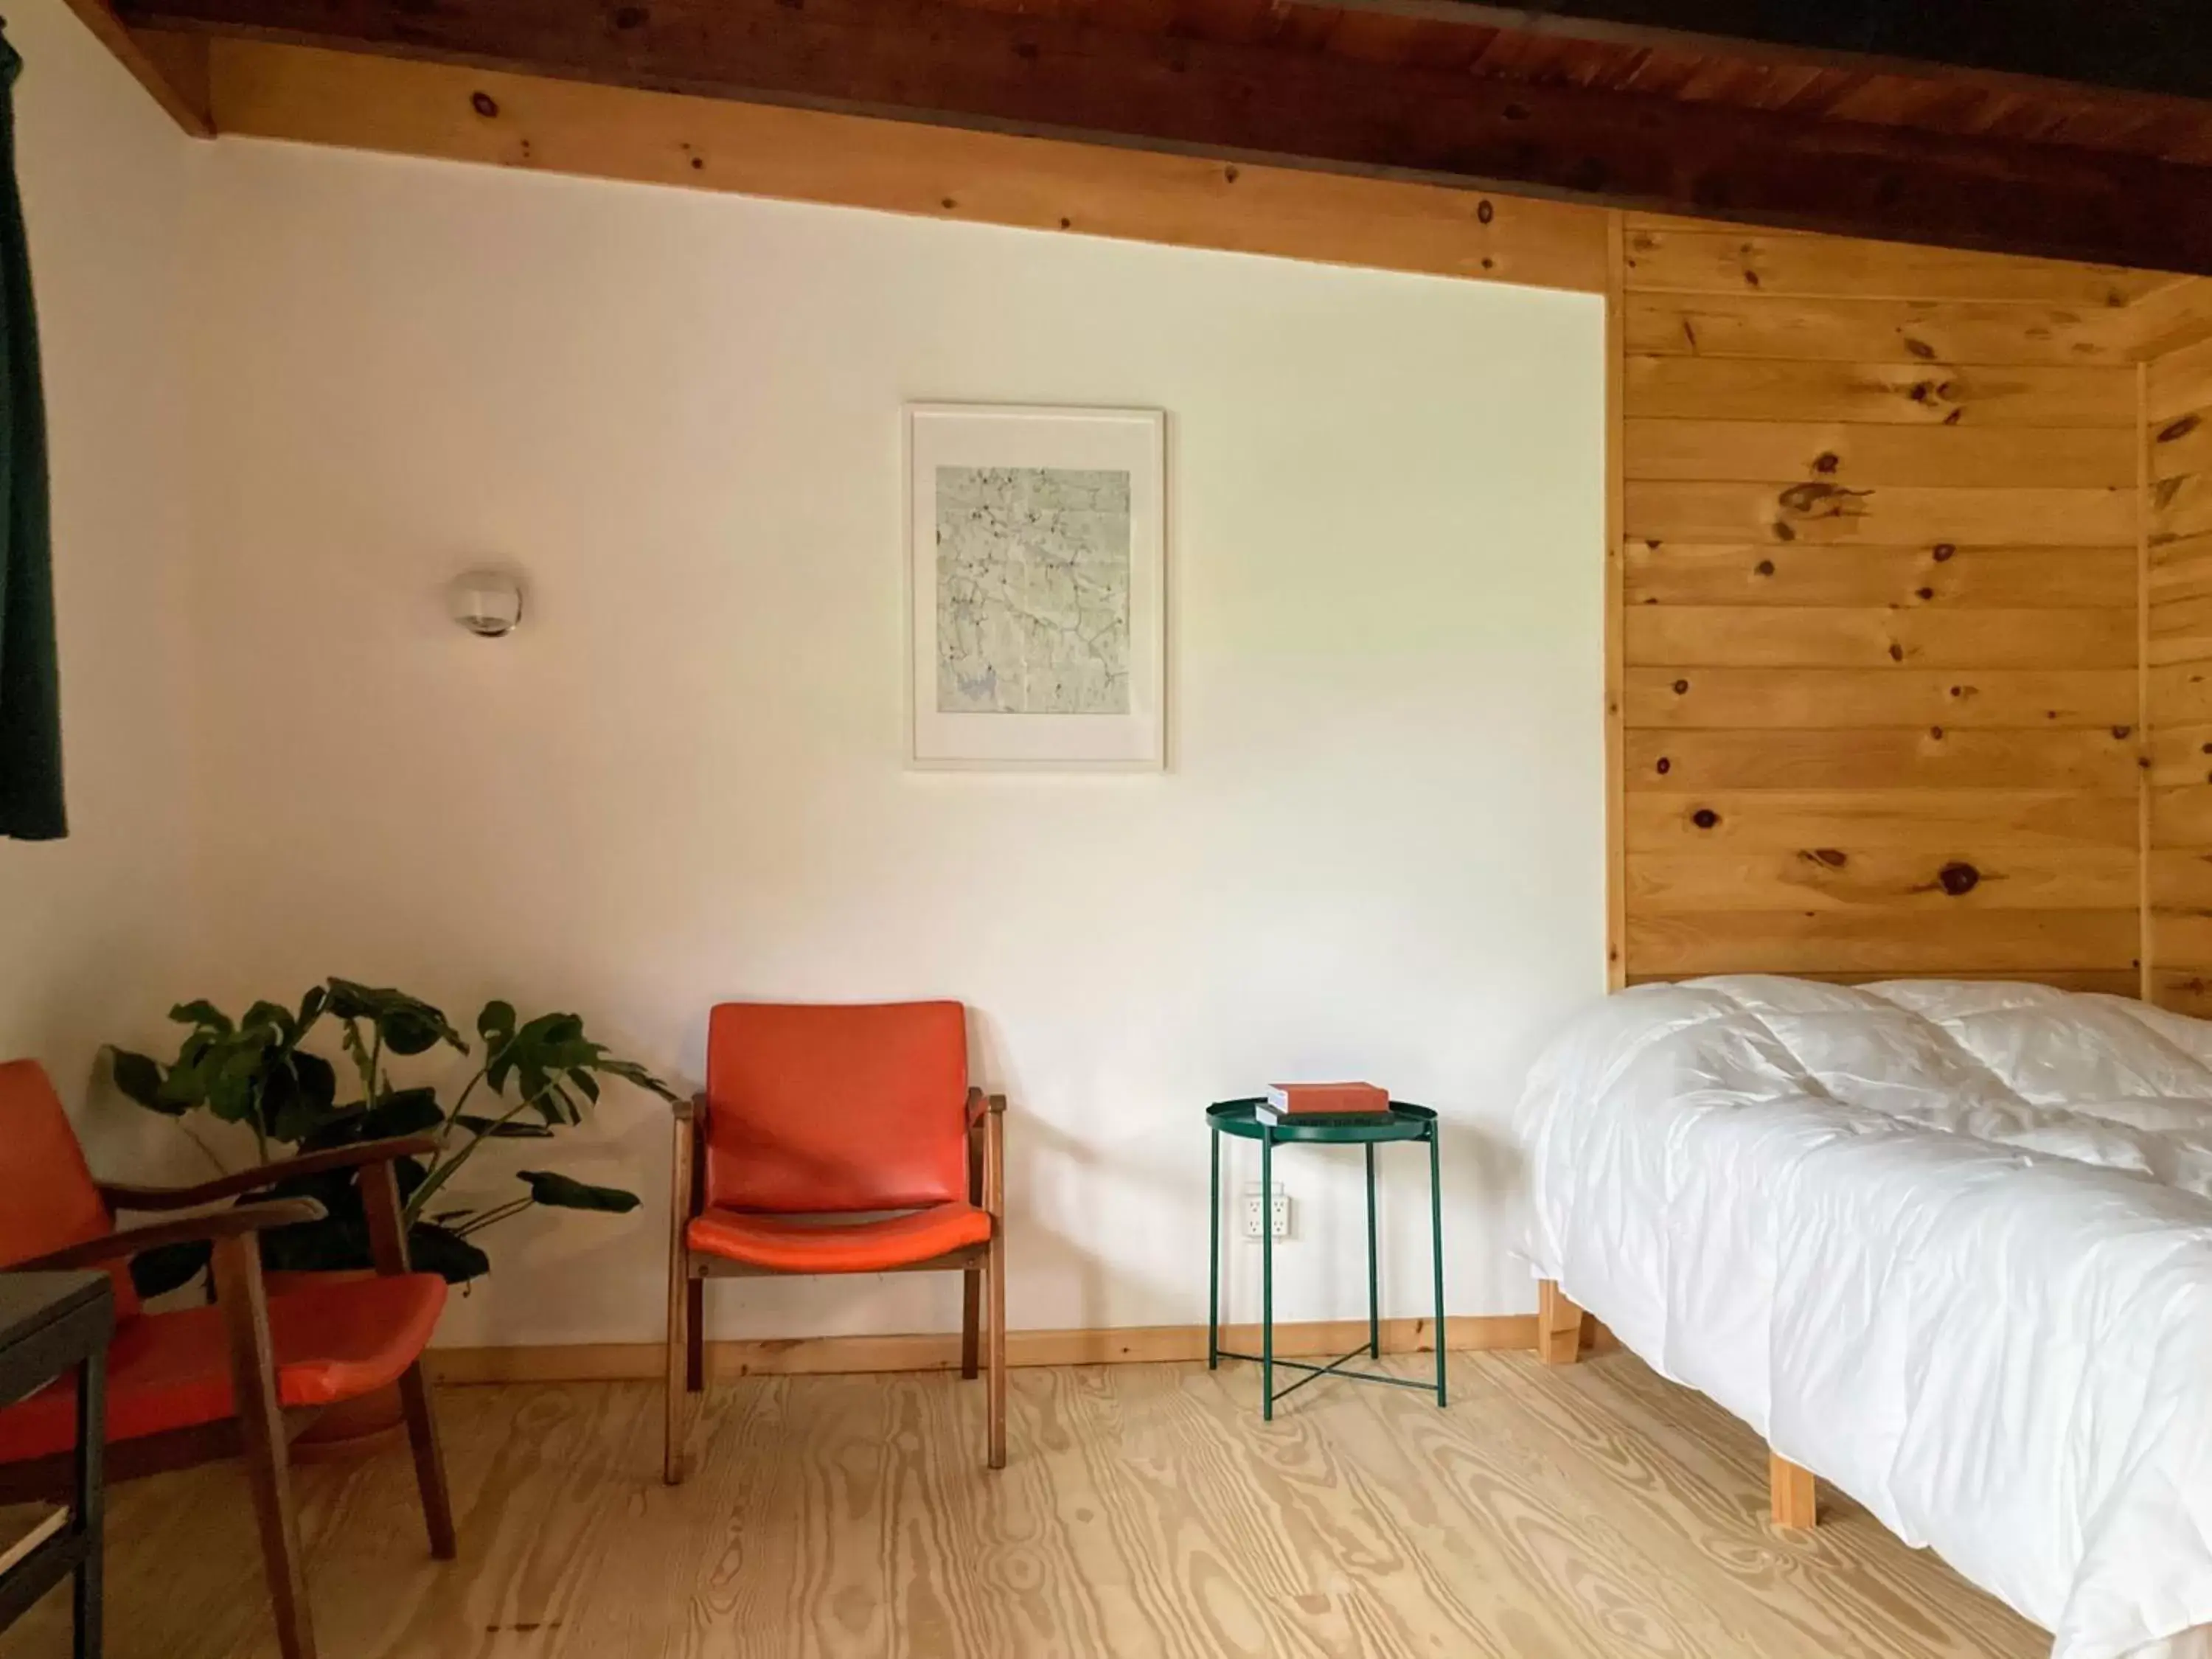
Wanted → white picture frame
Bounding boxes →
[906,403,1166,771]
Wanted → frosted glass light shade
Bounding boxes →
[448,569,524,637]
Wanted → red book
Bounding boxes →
[1265,1082,1389,1116]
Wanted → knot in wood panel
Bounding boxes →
[1691,808,1719,830]
[1776,481,1872,521]
[1936,862,1980,897]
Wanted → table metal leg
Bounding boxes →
[72,1344,103,1659]
[1261,1125,1274,1421]
[1364,1143,1380,1360]
[1207,1127,1220,1370]
[1428,1124,1447,1408]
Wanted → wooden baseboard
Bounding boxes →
[430,1313,1539,1385]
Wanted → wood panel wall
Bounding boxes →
[2145,280,2212,1015]
[1615,217,2151,991]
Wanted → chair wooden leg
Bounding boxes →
[984,1242,1006,1470]
[356,1149,457,1558]
[212,1234,316,1659]
[664,1252,689,1486]
[685,1278,705,1394]
[1536,1279,1585,1366]
[667,1100,698,1485]
[961,1269,981,1381]
[982,1099,1007,1470]
[1770,1453,1818,1530]
[396,1360,456,1559]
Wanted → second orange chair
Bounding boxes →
[663,1001,1007,1480]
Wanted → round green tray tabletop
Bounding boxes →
[1207,1098,1436,1145]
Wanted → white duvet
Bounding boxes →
[1515,975,2212,1659]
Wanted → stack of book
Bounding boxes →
[1254,1082,1391,1124]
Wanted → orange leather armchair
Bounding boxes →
[0,1059,455,1659]
[664,1001,1007,1481]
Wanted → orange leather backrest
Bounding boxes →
[703,1001,970,1214]
[0,1059,139,1318]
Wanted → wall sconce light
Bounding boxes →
[448,568,524,638]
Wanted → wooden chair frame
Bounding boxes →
[0,1136,457,1659]
[664,1087,1007,1483]
[1534,1279,1818,1531]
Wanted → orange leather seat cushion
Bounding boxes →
[703,1001,970,1214]
[688,1203,992,1274]
[0,1271,447,1464]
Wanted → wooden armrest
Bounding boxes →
[672,1093,700,1121]
[11,1200,326,1273]
[97,1135,439,1211]
[964,1089,1006,1127]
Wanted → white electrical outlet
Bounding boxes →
[1241,1183,1292,1240]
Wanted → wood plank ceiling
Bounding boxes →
[97,0,2212,274]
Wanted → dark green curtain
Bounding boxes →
[0,25,60,841]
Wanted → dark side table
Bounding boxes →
[1205,1099,1446,1419]
[0,1271,112,1659]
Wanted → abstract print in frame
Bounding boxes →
[907,404,1165,769]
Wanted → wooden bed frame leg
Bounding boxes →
[1536,1280,1585,1366]
[1770,1452,1818,1530]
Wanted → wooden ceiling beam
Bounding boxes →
[60,0,212,133]
[1370,1,2212,106]
[198,38,1613,292]
[116,0,2212,274]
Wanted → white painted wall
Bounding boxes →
[180,142,1607,1346]
[0,0,204,1164]
[5,32,1605,1342]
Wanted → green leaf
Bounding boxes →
[265,1050,346,1146]
[359,1086,445,1139]
[109,1048,172,1112]
[407,1222,492,1284]
[206,1042,271,1124]
[294,1051,338,1113]
[169,999,233,1035]
[296,985,328,1029]
[597,1057,684,1105]
[129,1238,212,1298]
[240,1000,296,1044]
[324,979,466,1057]
[258,1206,371,1275]
[453,1114,554,1139]
[296,1106,372,1153]
[476,1000,517,1048]
[516,1170,640,1213]
[380,1008,449,1057]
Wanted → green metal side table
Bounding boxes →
[1205,1098,1446,1419]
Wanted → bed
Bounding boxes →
[1514,974,2212,1659]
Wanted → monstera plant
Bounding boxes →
[109,978,678,1295]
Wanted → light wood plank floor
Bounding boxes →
[1,1349,2044,1658]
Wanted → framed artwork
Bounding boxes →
[905,403,1166,769]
